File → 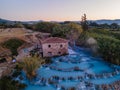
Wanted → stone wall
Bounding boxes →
[42,42,68,57]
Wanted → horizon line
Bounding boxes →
[1,18,120,22]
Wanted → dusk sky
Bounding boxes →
[0,0,120,21]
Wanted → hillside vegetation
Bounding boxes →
[1,38,24,56]
[81,29,120,65]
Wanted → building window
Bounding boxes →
[60,44,63,47]
[58,52,61,54]
[48,45,51,48]
[48,52,52,56]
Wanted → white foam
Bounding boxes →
[68,48,77,55]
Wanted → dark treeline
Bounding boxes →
[24,22,83,41]
[89,22,120,31]
[1,20,120,31]
[0,22,24,28]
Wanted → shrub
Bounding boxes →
[2,38,24,55]
[0,76,26,90]
[23,55,45,79]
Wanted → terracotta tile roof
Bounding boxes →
[41,37,68,44]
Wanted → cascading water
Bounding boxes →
[14,45,120,90]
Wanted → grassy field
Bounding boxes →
[0,28,34,43]
[0,28,26,37]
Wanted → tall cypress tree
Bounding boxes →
[81,14,88,31]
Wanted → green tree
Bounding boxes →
[64,22,83,45]
[52,24,65,38]
[110,23,119,30]
[2,38,24,55]
[14,22,24,28]
[99,23,110,29]
[23,55,45,79]
[34,22,58,33]
[81,14,88,31]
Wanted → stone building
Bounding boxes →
[41,37,68,57]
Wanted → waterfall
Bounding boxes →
[116,70,119,74]
[110,73,113,77]
[93,74,97,79]
[69,39,76,48]
[92,84,96,90]
[35,80,41,85]
[56,85,61,90]
[103,74,106,78]
[73,40,76,48]
[45,79,49,86]
[77,82,86,90]
[86,75,89,79]
[68,46,77,55]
